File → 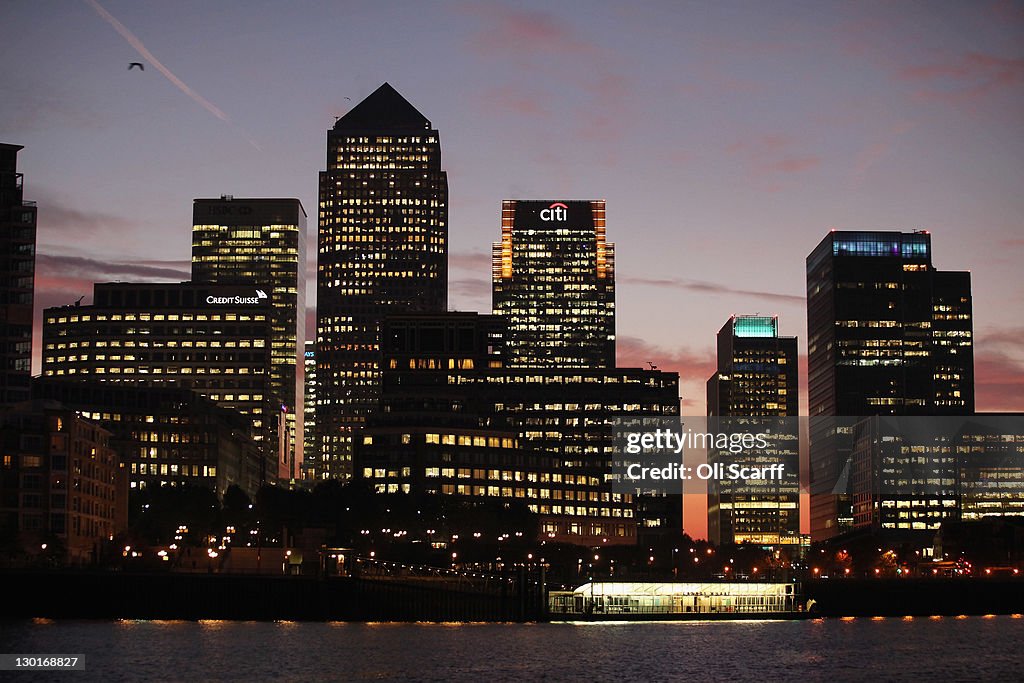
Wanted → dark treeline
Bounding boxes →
[123,483,787,584]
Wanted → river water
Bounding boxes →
[2,616,1022,681]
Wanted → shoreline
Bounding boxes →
[5,570,1024,623]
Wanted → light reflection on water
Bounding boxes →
[2,616,1023,682]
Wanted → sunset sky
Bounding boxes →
[3,0,1022,538]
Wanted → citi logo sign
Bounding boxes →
[540,202,569,222]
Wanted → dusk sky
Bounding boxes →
[3,1,1022,537]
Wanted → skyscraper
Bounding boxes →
[192,196,306,479]
[708,316,799,417]
[316,83,448,479]
[806,230,974,540]
[492,200,615,368]
[706,316,800,546]
[302,341,317,482]
[0,143,37,404]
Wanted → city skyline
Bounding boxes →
[2,1,1020,420]
[2,1,1022,543]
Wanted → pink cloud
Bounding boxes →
[726,133,821,187]
[899,51,1024,102]
[462,4,595,58]
[617,335,716,385]
[449,277,491,305]
[765,156,821,173]
[34,192,143,241]
[975,351,1024,412]
[726,133,792,155]
[477,85,550,118]
[621,275,805,305]
[449,251,491,272]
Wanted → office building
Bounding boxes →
[492,200,614,368]
[192,196,306,479]
[303,341,317,482]
[41,281,277,481]
[316,82,448,479]
[706,315,800,546]
[33,378,264,497]
[0,401,128,564]
[0,144,37,404]
[806,230,974,541]
[362,312,679,545]
[850,415,1024,543]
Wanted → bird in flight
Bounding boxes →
[128,62,144,71]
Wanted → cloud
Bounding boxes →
[977,326,1024,349]
[32,252,189,366]
[726,133,821,187]
[34,192,142,240]
[449,277,491,304]
[622,275,805,305]
[765,156,821,174]
[477,85,551,118]
[975,351,1024,412]
[899,51,1024,103]
[449,251,492,272]
[617,335,716,407]
[968,327,1024,411]
[36,254,190,281]
[33,275,97,309]
[462,4,595,58]
[990,0,1024,23]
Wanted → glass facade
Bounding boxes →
[806,230,974,541]
[732,316,777,339]
[706,316,800,546]
[316,83,448,480]
[492,200,615,368]
[192,197,306,480]
[850,416,1024,537]
[302,342,317,481]
[830,232,930,260]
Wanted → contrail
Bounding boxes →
[84,0,261,151]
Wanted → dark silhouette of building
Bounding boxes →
[0,144,36,404]
[706,315,800,546]
[192,196,306,480]
[33,378,264,497]
[316,83,448,480]
[0,401,128,565]
[806,230,974,541]
[492,200,614,368]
